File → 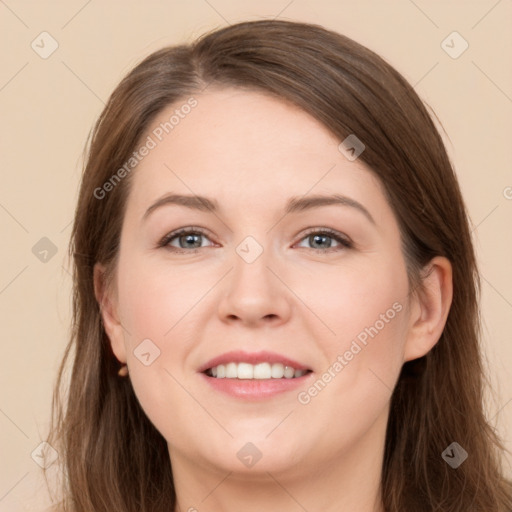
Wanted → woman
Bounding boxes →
[45,19,512,511]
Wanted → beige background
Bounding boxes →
[1,1,511,509]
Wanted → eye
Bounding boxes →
[157,226,352,254]
[295,228,352,252]
[158,227,215,253]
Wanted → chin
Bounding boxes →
[195,433,310,476]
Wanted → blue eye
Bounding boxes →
[158,227,352,254]
[295,228,352,252]
[158,227,213,253]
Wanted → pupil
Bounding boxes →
[312,234,330,248]
[182,234,201,248]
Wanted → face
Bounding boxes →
[101,87,418,478]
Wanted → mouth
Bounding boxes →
[204,362,312,379]
[198,351,313,400]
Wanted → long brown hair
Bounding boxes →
[45,19,512,511]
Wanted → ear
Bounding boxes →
[93,263,127,365]
[403,256,453,362]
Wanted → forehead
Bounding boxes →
[126,87,386,219]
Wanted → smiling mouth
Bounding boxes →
[204,362,313,379]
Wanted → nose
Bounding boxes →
[217,243,292,327]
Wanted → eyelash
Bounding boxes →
[157,226,353,254]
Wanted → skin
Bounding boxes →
[95,87,452,512]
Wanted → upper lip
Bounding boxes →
[198,350,311,373]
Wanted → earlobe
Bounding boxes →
[93,263,127,364]
[403,256,453,362]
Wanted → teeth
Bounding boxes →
[207,362,308,379]
[238,363,254,379]
[254,362,271,379]
[284,366,295,379]
[226,362,237,378]
[271,363,284,378]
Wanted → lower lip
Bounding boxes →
[199,372,313,400]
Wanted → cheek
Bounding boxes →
[291,257,409,442]
[114,257,207,442]
[116,253,210,341]
[291,252,409,360]
[294,257,408,409]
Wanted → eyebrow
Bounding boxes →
[142,193,376,224]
